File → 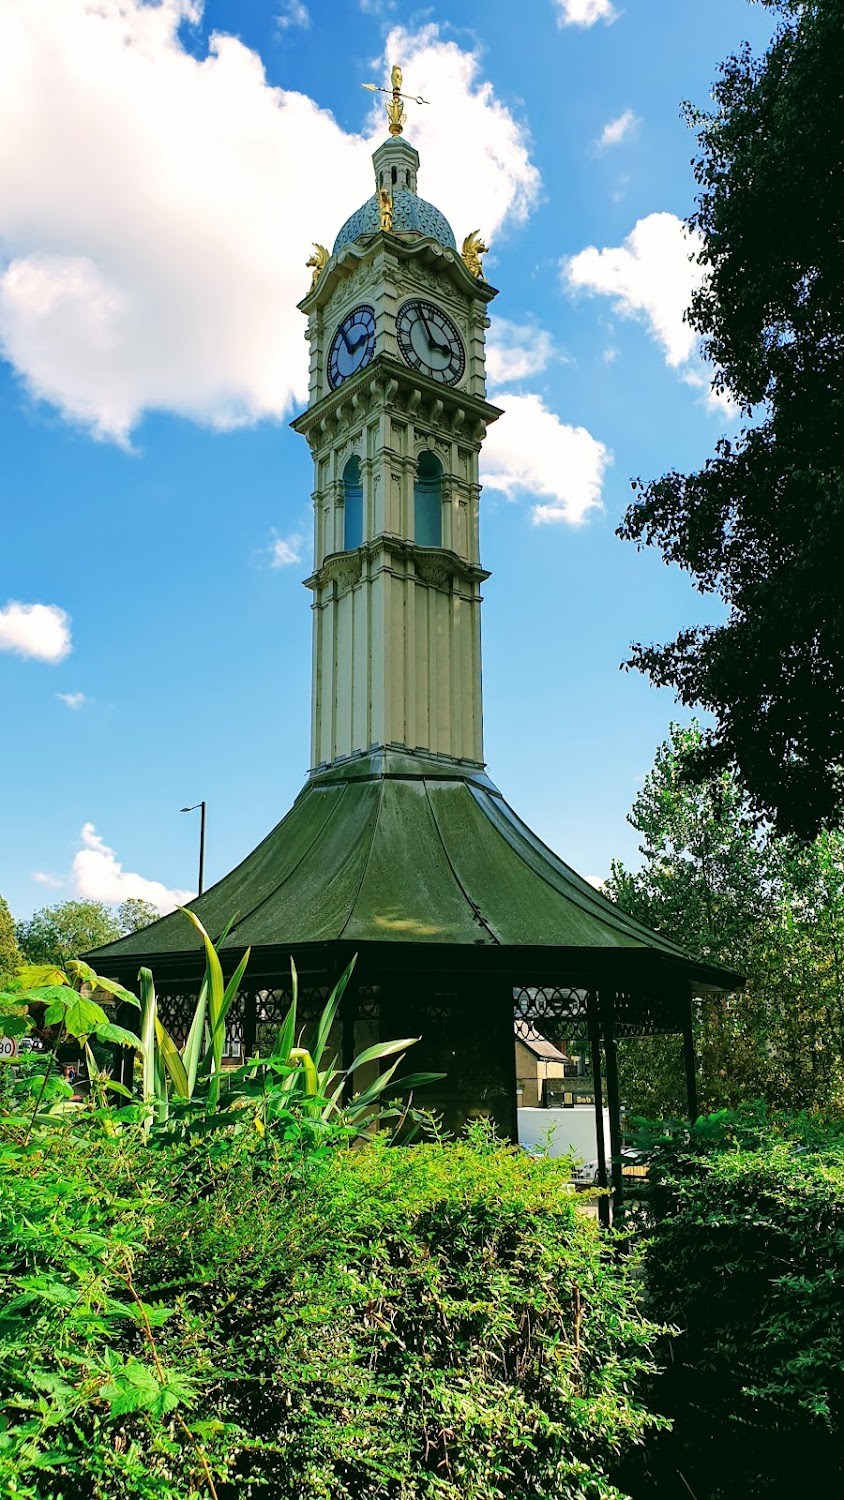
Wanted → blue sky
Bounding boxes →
[0,0,776,920]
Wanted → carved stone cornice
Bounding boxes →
[304,550,364,596]
[291,354,502,451]
[305,538,490,597]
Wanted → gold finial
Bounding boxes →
[386,64,406,136]
[378,186,393,231]
[306,242,330,291]
[362,63,429,138]
[462,230,489,280]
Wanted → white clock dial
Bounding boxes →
[396,300,465,386]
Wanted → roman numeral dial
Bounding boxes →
[327,305,377,390]
[396,299,465,386]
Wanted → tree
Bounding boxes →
[16,900,121,965]
[16,897,160,966]
[607,723,844,1115]
[620,0,844,839]
[116,898,160,934]
[0,898,23,985]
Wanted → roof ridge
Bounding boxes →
[425,778,501,946]
[337,774,386,940]
[471,785,689,959]
[213,782,352,944]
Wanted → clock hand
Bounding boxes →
[347,328,370,352]
[418,311,450,358]
[419,309,439,348]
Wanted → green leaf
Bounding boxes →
[62,993,110,1038]
[270,960,298,1062]
[155,1017,190,1099]
[347,1036,419,1073]
[92,1021,142,1049]
[182,976,209,1097]
[67,960,140,1008]
[310,954,357,1070]
[104,1078,134,1099]
[0,1013,33,1038]
[15,964,69,989]
[178,907,226,1108]
[100,1358,196,1418]
[21,984,80,1007]
[206,947,251,1077]
[139,967,158,1126]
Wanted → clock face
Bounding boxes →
[396,299,465,386]
[327,304,376,389]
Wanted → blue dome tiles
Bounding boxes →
[332,190,457,256]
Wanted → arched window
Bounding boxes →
[343,456,363,550]
[414,451,443,547]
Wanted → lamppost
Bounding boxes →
[180,801,206,896]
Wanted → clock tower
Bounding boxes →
[93,68,723,1176]
[292,124,501,772]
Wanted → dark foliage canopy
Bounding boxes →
[620,0,844,838]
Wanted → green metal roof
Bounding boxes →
[86,752,735,987]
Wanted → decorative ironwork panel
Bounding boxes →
[157,990,244,1060]
[610,990,685,1037]
[354,984,381,1021]
[514,986,591,1043]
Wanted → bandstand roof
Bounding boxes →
[86,752,740,994]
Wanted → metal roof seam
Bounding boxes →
[336,773,386,940]
[477,786,690,958]
[214,783,357,943]
[424,778,502,945]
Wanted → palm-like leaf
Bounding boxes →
[154,1018,190,1099]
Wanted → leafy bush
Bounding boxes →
[620,1111,844,1499]
[0,1116,665,1500]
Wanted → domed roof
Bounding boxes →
[332,188,457,257]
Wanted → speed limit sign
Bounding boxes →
[0,1036,19,1061]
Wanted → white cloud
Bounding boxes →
[566,213,702,366]
[73,823,194,914]
[597,109,637,149]
[32,871,64,889]
[0,601,71,662]
[564,212,732,411]
[555,0,618,27]
[0,3,539,443]
[276,1,309,28]
[485,318,558,387]
[270,532,303,567]
[480,392,610,525]
[56,691,89,710]
[584,874,606,891]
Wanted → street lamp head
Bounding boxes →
[180,804,199,813]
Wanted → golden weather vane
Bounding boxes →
[362,64,429,137]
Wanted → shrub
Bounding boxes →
[621,1114,844,1499]
[0,1118,665,1499]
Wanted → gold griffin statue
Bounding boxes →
[306,242,330,291]
[378,186,393,232]
[462,230,488,280]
